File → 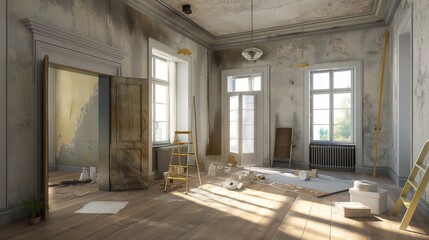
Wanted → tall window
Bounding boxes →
[310,69,354,143]
[152,56,169,143]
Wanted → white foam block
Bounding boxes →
[335,202,371,218]
[349,187,388,214]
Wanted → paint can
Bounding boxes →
[298,170,310,181]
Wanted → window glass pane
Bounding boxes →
[155,84,168,104]
[242,110,254,125]
[242,95,254,110]
[243,125,254,140]
[155,103,167,121]
[313,125,330,141]
[154,58,168,81]
[234,77,250,92]
[155,122,168,141]
[313,110,330,124]
[312,72,330,90]
[230,139,238,153]
[334,123,352,142]
[313,94,329,109]
[252,76,261,91]
[242,139,254,153]
[229,110,238,122]
[230,123,238,139]
[334,70,352,89]
[334,109,351,124]
[230,96,238,110]
[334,93,351,109]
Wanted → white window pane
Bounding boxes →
[243,125,254,140]
[155,121,168,141]
[230,139,238,153]
[334,109,351,125]
[313,125,330,141]
[242,95,254,110]
[313,94,329,109]
[230,123,238,138]
[334,70,352,89]
[252,76,261,91]
[242,139,254,153]
[313,110,330,124]
[229,110,238,122]
[235,77,250,92]
[155,103,167,121]
[230,96,238,110]
[334,93,351,109]
[312,72,330,90]
[155,84,168,104]
[242,110,254,125]
[334,123,352,142]
[154,58,168,81]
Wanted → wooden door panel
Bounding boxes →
[110,77,148,191]
[117,84,142,142]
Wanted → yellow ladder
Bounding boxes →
[164,130,202,194]
[392,140,429,230]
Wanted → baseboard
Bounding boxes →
[418,198,429,219]
[48,164,57,171]
[355,166,389,175]
[0,206,26,224]
[388,168,407,187]
[56,165,85,173]
[291,161,310,170]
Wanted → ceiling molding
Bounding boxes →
[121,0,400,51]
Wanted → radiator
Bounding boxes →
[309,144,355,170]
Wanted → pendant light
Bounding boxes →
[242,0,263,61]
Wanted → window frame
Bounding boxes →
[310,68,355,144]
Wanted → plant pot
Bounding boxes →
[29,216,41,225]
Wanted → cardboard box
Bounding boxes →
[349,187,388,214]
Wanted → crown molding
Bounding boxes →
[122,0,400,50]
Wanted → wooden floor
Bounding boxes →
[1,168,429,240]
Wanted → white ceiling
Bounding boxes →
[122,0,400,50]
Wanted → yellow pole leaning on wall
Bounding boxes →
[373,31,389,177]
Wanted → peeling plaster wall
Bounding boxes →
[54,69,99,168]
[410,0,429,212]
[390,0,412,184]
[3,0,209,220]
[209,27,391,171]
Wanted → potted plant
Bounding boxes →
[22,199,45,225]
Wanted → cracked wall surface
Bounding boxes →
[4,0,209,213]
[209,27,392,171]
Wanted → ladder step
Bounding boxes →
[171,153,195,156]
[169,165,187,168]
[173,141,193,145]
[416,163,427,171]
[167,177,187,181]
[400,196,411,208]
[175,131,192,134]
[407,179,419,190]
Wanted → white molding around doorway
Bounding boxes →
[221,66,270,166]
[22,18,128,194]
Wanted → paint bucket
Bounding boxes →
[79,167,90,181]
[298,170,310,181]
[89,166,97,182]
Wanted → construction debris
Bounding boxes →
[335,202,371,218]
[223,177,243,190]
[256,174,265,180]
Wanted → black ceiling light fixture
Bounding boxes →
[182,4,192,14]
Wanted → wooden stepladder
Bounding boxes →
[392,140,429,230]
[164,131,203,194]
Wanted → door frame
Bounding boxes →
[221,66,270,166]
[25,18,127,219]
